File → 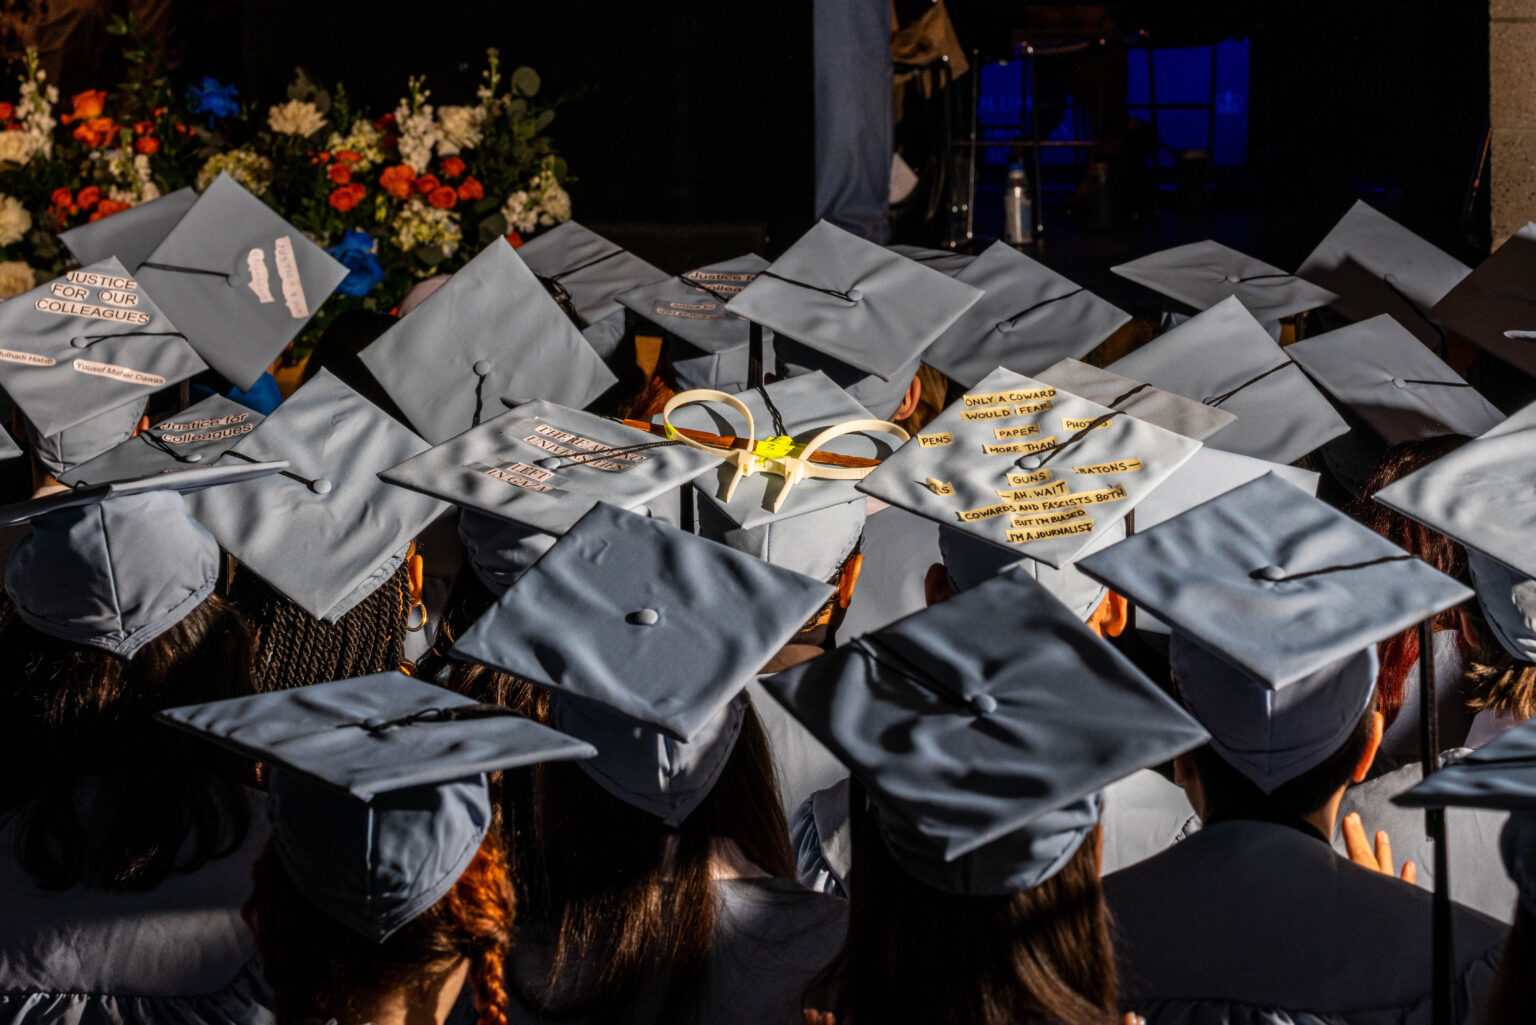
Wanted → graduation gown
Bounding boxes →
[1105,819,1504,1025]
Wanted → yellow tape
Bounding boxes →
[1015,399,1054,415]
[1007,518,1095,544]
[962,405,1014,422]
[956,501,1015,522]
[1009,506,1088,529]
[996,479,1071,500]
[983,436,1058,456]
[925,478,955,496]
[917,432,954,448]
[1062,417,1114,431]
[754,435,796,459]
[1005,468,1053,487]
[964,386,1057,408]
[992,423,1043,440]
[1073,458,1144,474]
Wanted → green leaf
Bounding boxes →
[418,244,450,267]
[506,98,527,120]
[478,211,508,244]
[533,109,555,133]
[510,66,541,97]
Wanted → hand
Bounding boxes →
[1343,812,1417,884]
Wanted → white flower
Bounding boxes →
[435,104,484,156]
[499,188,537,234]
[195,150,275,194]
[0,132,32,165]
[540,175,571,224]
[0,194,31,246]
[393,98,440,173]
[267,99,327,137]
[324,120,385,168]
[391,195,461,256]
[0,260,36,299]
[500,164,572,235]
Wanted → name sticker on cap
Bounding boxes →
[1008,517,1095,544]
[997,479,1071,500]
[523,435,627,472]
[533,423,647,463]
[471,460,563,493]
[71,359,166,386]
[1015,399,1054,415]
[1009,506,1089,529]
[33,297,151,325]
[917,432,953,448]
[159,423,254,444]
[1073,458,1143,474]
[274,237,310,318]
[924,477,955,496]
[992,423,1043,440]
[956,501,1015,522]
[1005,468,1053,487]
[963,387,1056,408]
[0,348,56,366]
[159,412,251,433]
[1061,417,1114,431]
[962,405,1014,422]
[982,436,1057,456]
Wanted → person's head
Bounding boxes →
[1465,551,1536,723]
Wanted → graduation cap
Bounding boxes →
[58,393,264,487]
[156,673,595,942]
[885,243,976,277]
[138,173,348,390]
[762,566,1209,895]
[1428,221,1536,377]
[183,369,450,622]
[359,238,617,445]
[934,517,1126,621]
[1396,720,1536,815]
[1106,296,1351,463]
[24,395,147,477]
[857,366,1202,570]
[0,257,204,440]
[1033,358,1235,441]
[59,187,198,274]
[1296,200,1471,351]
[515,220,668,328]
[924,242,1132,389]
[452,502,834,825]
[1076,472,1473,792]
[1112,239,1338,321]
[616,253,774,393]
[726,220,983,386]
[3,461,287,656]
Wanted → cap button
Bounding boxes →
[309,477,333,495]
[70,337,89,348]
[1253,564,1287,582]
[995,320,1013,335]
[1015,455,1043,470]
[362,716,387,731]
[182,452,204,463]
[1224,273,1242,283]
[970,692,999,716]
[1391,376,1409,389]
[628,608,661,626]
[844,287,863,302]
[536,457,561,469]
[472,359,492,376]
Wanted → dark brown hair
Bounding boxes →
[821,799,1117,1025]
[0,594,256,890]
[247,831,515,1025]
[225,558,411,692]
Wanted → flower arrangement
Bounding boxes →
[0,17,572,356]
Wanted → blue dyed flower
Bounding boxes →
[326,229,384,297]
[186,77,240,127]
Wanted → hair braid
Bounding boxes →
[446,841,516,1025]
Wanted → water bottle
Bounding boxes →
[1003,163,1032,244]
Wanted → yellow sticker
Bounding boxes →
[1005,468,1054,487]
[1015,399,1054,415]
[982,436,1058,456]
[992,423,1042,440]
[1006,485,1124,514]
[1007,518,1096,544]
[1073,458,1144,475]
[754,435,797,459]
[1068,483,1129,507]
[1062,417,1114,431]
[917,432,954,448]
[924,478,955,496]
[961,405,1014,422]
[1009,506,1089,529]
[955,501,1015,522]
[964,386,1057,408]
[996,479,1072,501]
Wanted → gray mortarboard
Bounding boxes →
[359,238,617,445]
[156,673,594,942]
[858,366,1201,570]
[726,220,983,389]
[1397,720,1536,815]
[58,393,263,487]
[452,502,834,825]
[1112,239,1338,321]
[184,370,449,622]
[1107,296,1350,462]
[1428,221,1536,377]
[2,461,287,656]
[1296,200,1471,351]
[935,517,1125,621]
[1033,357,1235,441]
[138,173,348,390]
[59,187,198,274]
[925,242,1132,389]
[885,243,976,277]
[0,257,203,439]
[764,567,1209,895]
[516,220,668,329]
[25,395,146,477]
[616,253,773,393]
[1077,473,1473,792]
[773,336,919,421]
[0,423,19,461]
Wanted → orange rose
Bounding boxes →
[427,185,457,210]
[50,187,73,209]
[152,106,165,117]
[328,163,352,184]
[440,156,465,179]
[0,102,14,121]
[414,173,440,195]
[456,176,484,201]
[76,186,101,210]
[328,182,367,211]
[505,231,524,248]
[336,149,363,164]
[72,117,119,148]
[69,90,107,121]
[89,199,131,222]
[378,164,416,200]
[135,136,159,155]
[133,120,153,135]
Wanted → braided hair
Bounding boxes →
[224,559,412,692]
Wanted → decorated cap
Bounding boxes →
[762,566,1208,895]
[1296,200,1472,351]
[924,242,1132,388]
[1286,314,1503,445]
[1107,296,1350,462]
[452,502,834,824]
[1467,552,1536,663]
[1111,239,1339,321]
[515,220,668,327]
[58,393,263,487]
[1395,718,1536,813]
[138,172,348,390]
[1033,358,1235,441]
[59,187,198,274]
[156,673,594,942]
[1428,221,1536,377]
[616,253,771,393]
[183,370,449,621]
[857,366,1202,570]
[3,461,287,657]
[24,395,147,477]
[1076,473,1473,792]
[0,257,204,439]
[885,243,977,277]
[725,220,983,383]
[359,237,617,445]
